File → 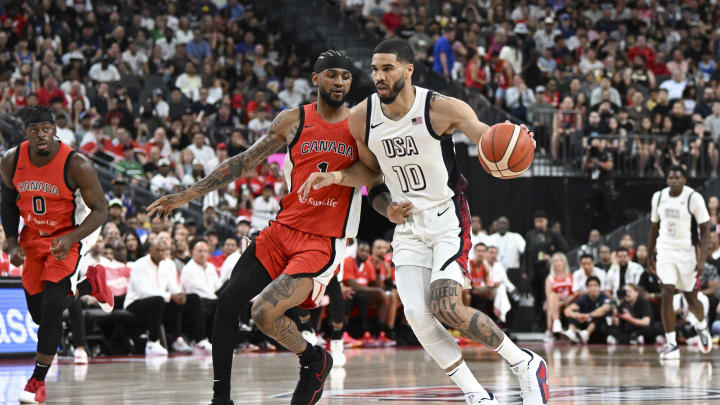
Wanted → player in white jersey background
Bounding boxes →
[300,39,548,405]
[648,165,713,359]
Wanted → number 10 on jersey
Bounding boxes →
[392,164,426,192]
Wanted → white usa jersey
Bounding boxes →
[651,186,709,251]
[366,86,467,212]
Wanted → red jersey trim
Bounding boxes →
[287,106,305,154]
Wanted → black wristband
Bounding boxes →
[367,183,390,206]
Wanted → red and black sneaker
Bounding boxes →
[86,264,114,312]
[18,377,46,404]
[291,345,333,405]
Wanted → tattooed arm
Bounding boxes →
[147,108,299,219]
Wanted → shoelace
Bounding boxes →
[510,362,532,398]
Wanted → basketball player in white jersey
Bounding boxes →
[299,39,548,405]
[648,165,713,359]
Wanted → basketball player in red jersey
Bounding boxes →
[147,51,361,405]
[0,106,114,404]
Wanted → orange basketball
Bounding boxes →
[478,123,534,178]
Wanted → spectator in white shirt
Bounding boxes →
[175,62,202,100]
[54,114,76,147]
[572,253,607,295]
[150,158,181,193]
[252,184,280,230]
[248,103,272,143]
[604,247,645,300]
[487,216,526,272]
[578,49,604,76]
[186,132,217,174]
[121,40,148,75]
[139,88,170,120]
[277,78,305,108]
[88,55,121,84]
[485,246,516,323]
[181,239,222,333]
[659,71,688,101]
[469,215,491,260]
[219,235,250,286]
[124,240,211,355]
[174,16,194,44]
[533,17,561,50]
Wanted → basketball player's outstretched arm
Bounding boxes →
[147,108,298,219]
[0,147,25,266]
[50,153,109,260]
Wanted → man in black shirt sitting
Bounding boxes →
[564,276,612,344]
[607,284,662,344]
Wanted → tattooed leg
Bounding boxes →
[429,279,505,350]
[251,274,314,354]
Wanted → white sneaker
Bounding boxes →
[73,347,88,364]
[172,337,193,354]
[465,392,498,404]
[302,330,318,345]
[637,335,645,345]
[552,319,563,334]
[606,335,617,345]
[578,329,590,344]
[562,329,578,343]
[330,339,346,367]
[194,338,212,352]
[145,340,168,356]
[238,322,253,332]
[316,334,327,346]
[659,344,680,360]
[542,331,555,343]
[695,327,713,354]
[510,349,550,405]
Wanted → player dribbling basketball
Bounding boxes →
[300,39,549,405]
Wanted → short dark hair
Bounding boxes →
[189,238,208,251]
[586,276,601,286]
[667,165,686,178]
[580,253,594,262]
[474,243,487,250]
[615,247,629,254]
[372,39,414,64]
[357,240,370,248]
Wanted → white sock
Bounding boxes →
[495,335,530,365]
[448,361,489,396]
[665,331,677,346]
[696,319,708,330]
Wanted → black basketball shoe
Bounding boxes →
[291,345,333,405]
[209,398,233,405]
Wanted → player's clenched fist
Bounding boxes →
[9,245,25,267]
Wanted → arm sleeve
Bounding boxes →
[690,192,711,224]
[650,192,660,223]
[0,183,20,239]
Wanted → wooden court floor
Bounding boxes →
[1,343,719,404]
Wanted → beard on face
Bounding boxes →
[377,78,405,104]
[319,86,346,108]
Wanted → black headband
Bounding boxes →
[314,54,353,73]
[20,110,55,128]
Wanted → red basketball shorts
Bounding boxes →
[20,227,81,295]
[255,221,345,308]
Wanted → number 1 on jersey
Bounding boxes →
[317,162,329,172]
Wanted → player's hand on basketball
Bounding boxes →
[298,172,338,202]
[386,201,413,224]
[51,235,75,261]
[8,245,25,267]
[147,193,190,221]
[504,120,536,149]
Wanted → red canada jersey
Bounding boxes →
[550,274,573,299]
[12,141,80,236]
[275,103,361,238]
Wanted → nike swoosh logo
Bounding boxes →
[304,124,314,128]
[438,207,450,216]
[370,122,383,129]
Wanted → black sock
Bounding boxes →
[298,318,313,333]
[330,327,344,340]
[77,279,92,297]
[31,362,50,381]
[298,342,320,365]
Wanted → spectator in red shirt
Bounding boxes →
[342,241,395,346]
[464,243,495,310]
[208,237,237,270]
[35,76,67,107]
[245,90,270,121]
[648,50,670,76]
[381,2,403,33]
[627,35,655,68]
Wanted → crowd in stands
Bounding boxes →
[346,0,720,177]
